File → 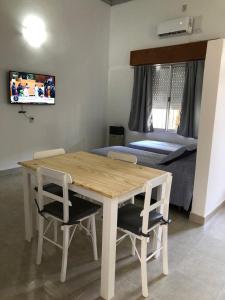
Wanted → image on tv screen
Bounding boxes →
[9,71,55,104]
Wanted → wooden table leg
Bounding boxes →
[100,199,118,300]
[23,168,33,241]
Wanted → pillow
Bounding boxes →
[159,143,197,165]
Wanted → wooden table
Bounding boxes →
[19,151,171,300]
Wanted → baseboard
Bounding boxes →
[0,167,22,177]
[190,200,225,225]
[189,213,205,225]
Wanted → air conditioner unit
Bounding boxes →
[157,17,193,37]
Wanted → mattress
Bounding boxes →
[128,140,183,155]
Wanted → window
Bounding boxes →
[152,63,186,131]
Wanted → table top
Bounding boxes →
[19,151,167,199]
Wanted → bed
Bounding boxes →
[91,143,197,212]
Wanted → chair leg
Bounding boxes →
[162,225,168,275]
[153,226,162,259]
[131,196,135,204]
[141,239,148,298]
[36,210,39,231]
[91,215,98,261]
[54,220,58,243]
[131,237,136,256]
[34,188,39,231]
[61,226,70,282]
[87,218,91,235]
[36,216,44,265]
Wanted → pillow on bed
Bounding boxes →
[159,143,197,165]
[128,140,183,155]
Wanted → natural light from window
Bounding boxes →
[152,63,186,131]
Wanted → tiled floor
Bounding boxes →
[0,172,225,300]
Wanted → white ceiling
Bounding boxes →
[102,0,133,5]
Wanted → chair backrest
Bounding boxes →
[108,151,137,164]
[141,174,172,235]
[33,148,65,159]
[37,167,72,223]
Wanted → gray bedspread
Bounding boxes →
[90,146,196,211]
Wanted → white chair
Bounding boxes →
[33,149,69,232]
[33,149,68,197]
[116,175,172,298]
[36,167,100,282]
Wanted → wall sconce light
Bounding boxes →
[22,15,47,48]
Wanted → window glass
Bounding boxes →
[152,63,186,131]
[169,64,186,130]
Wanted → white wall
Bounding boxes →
[192,39,225,217]
[108,0,225,144]
[0,0,110,170]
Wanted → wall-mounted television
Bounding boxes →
[9,71,55,105]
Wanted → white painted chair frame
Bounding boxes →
[117,174,172,298]
[33,148,66,233]
[33,148,66,159]
[36,167,98,282]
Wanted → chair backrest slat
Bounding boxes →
[40,167,72,183]
[141,174,172,235]
[140,199,164,217]
[108,151,137,164]
[33,148,65,159]
[42,191,72,206]
[37,166,72,223]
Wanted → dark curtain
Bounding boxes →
[128,65,153,133]
[177,60,205,138]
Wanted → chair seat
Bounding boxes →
[34,183,74,197]
[117,203,163,236]
[42,195,101,225]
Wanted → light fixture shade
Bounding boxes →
[22,15,47,48]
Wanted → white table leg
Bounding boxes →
[23,168,33,241]
[100,199,118,300]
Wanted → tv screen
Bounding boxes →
[9,71,55,105]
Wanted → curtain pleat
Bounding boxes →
[128,65,154,133]
[177,60,205,138]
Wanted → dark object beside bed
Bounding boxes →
[91,144,197,212]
